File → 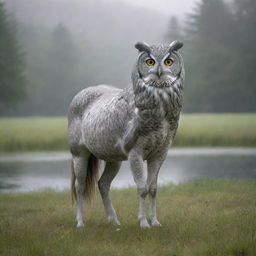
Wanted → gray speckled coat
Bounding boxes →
[68,41,185,228]
[68,81,183,161]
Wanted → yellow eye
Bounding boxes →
[164,59,173,66]
[146,59,155,66]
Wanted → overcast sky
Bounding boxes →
[111,0,197,18]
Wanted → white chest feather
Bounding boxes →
[135,120,172,160]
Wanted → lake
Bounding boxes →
[0,148,256,193]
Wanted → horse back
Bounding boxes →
[68,85,124,157]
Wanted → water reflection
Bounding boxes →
[0,149,255,193]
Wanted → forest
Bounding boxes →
[0,0,255,115]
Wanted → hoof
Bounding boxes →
[140,218,151,229]
[76,222,84,228]
[76,220,85,228]
[108,216,121,226]
[151,219,162,227]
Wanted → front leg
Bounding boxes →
[147,152,167,227]
[128,150,150,228]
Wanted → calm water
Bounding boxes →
[0,148,256,193]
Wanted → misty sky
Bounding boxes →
[112,0,197,17]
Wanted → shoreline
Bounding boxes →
[0,147,256,162]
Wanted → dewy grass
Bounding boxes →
[0,180,255,256]
[0,117,68,152]
[176,113,256,147]
[0,114,255,152]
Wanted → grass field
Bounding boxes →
[0,180,255,256]
[0,117,67,152]
[0,114,255,152]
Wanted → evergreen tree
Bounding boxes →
[231,0,256,111]
[233,0,256,53]
[165,16,182,43]
[20,23,80,115]
[0,1,25,113]
[183,0,245,112]
[45,23,78,113]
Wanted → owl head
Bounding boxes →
[132,41,184,90]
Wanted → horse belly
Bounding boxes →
[81,106,128,161]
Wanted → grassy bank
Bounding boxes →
[0,114,255,152]
[0,117,67,152]
[0,180,255,256]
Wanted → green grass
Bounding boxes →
[0,117,68,152]
[176,113,256,147]
[0,180,255,256]
[0,114,255,152]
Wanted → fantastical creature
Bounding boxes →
[68,41,185,228]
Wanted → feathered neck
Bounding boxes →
[132,79,183,122]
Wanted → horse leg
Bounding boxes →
[98,161,121,225]
[72,154,89,227]
[128,151,150,228]
[147,154,167,227]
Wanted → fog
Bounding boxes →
[110,0,196,17]
[1,0,255,115]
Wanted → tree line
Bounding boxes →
[166,0,256,112]
[0,0,255,115]
[0,1,25,114]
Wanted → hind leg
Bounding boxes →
[98,161,122,225]
[73,153,89,227]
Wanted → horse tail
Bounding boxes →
[84,154,99,204]
[71,154,99,205]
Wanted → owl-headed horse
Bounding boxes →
[68,41,185,228]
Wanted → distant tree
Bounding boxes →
[51,23,77,68]
[11,22,92,116]
[0,1,25,113]
[187,0,233,44]
[165,16,182,43]
[231,0,256,111]
[182,0,252,112]
[233,0,256,52]
[43,23,79,114]
[19,23,80,115]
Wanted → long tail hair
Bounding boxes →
[71,154,99,205]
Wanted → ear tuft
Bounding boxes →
[135,41,151,54]
[169,41,183,52]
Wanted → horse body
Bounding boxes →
[68,84,178,228]
[69,85,175,161]
[68,41,184,228]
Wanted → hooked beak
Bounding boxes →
[157,66,163,78]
